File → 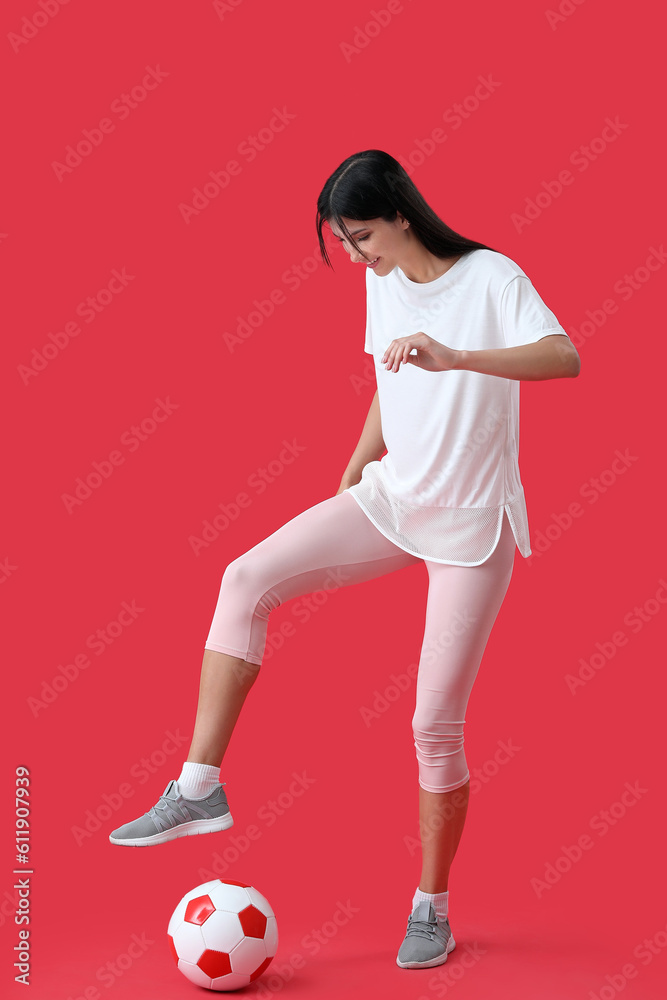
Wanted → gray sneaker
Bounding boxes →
[109,779,234,847]
[396,901,456,969]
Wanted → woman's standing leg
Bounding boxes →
[412,511,516,893]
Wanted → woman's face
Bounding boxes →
[328,215,409,275]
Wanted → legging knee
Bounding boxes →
[412,710,471,793]
[204,554,279,665]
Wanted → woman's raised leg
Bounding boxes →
[186,489,419,765]
[110,490,418,846]
[186,649,261,768]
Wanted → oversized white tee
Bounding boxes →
[345,248,571,565]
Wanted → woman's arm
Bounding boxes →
[336,389,385,495]
[453,334,581,380]
[381,332,581,380]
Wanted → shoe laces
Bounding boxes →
[148,791,187,825]
[405,913,438,941]
[148,780,227,819]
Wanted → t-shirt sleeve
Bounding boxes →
[501,275,570,348]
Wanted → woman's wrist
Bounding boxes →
[450,349,467,371]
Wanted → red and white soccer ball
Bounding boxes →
[168,878,278,991]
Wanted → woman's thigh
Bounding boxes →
[411,511,516,791]
[416,511,516,721]
[205,490,420,664]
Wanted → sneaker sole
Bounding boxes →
[396,934,456,969]
[109,811,234,847]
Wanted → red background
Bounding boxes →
[2,1,665,997]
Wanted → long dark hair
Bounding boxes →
[316,149,500,269]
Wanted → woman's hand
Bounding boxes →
[380,332,460,373]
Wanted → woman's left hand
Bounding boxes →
[380,332,460,373]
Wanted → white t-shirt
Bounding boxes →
[344,248,571,565]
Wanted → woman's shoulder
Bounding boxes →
[468,248,528,283]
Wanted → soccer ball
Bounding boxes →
[168,878,278,991]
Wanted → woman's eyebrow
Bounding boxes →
[332,228,368,239]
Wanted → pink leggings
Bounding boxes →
[204,490,515,793]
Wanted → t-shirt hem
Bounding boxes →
[345,488,522,566]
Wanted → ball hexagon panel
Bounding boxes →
[172,920,206,965]
[184,880,218,901]
[199,879,227,894]
[211,971,252,991]
[207,881,252,913]
[198,948,233,979]
[200,909,245,952]
[229,935,267,976]
[177,958,212,989]
[264,915,279,957]
[185,895,216,925]
[167,897,188,936]
[245,886,275,919]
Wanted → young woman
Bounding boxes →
[110,149,580,970]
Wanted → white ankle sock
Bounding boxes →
[413,886,449,921]
[177,762,220,798]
